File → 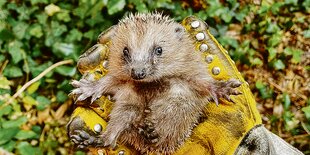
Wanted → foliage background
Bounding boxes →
[0,0,309,154]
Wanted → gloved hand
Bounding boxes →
[67,16,302,155]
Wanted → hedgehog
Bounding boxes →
[71,13,242,154]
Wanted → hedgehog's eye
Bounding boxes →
[123,47,130,61]
[154,47,162,56]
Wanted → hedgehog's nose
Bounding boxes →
[131,68,146,80]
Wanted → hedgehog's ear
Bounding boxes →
[174,25,186,41]
[97,25,118,44]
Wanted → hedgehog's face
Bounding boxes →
[108,15,195,82]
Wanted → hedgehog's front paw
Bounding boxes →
[70,79,102,103]
[70,130,104,149]
[212,79,242,105]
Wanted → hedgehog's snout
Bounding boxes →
[131,68,146,80]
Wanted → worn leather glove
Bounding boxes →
[67,16,302,155]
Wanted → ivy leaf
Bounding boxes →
[2,116,28,128]
[3,65,23,78]
[36,96,51,111]
[266,22,280,33]
[1,140,16,152]
[51,21,67,37]
[0,127,19,145]
[8,41,24,64]
[55,65,76,77]
[302,105,310,121]
[15,130,38,140]
[28,23,43,38]
[17,142,42,155]
[52,43,76,57]
[283,93,291,110]
[0,105,12,117]
[31,0,48,5]
[0,75,12,89]
[268,32,282,47]
[303,29,310,38]
[284,47,303,63]
[66,29,83,42]
[291,49,303,64]
[285,0,298,5]
[26,81,41,94]
[56,91,68,103]
[107,0,126,15]
[56,10,71,22]
[251,58,263,66]
[268,48,277,62]
[12,22,28,39]
[0,29,14,41]
[255,81,273,99]
[44,3,61,16]
[273,59,285,70]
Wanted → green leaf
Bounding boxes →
[0,127,19,145]
[17,142,42,155]
[268,48,277,62]
[56,10,71,22]
[36,96,51,111]
[284,47,293,56]
[31,0,48,5]
[220,9,233,23]
[55,65,76,77]
[83,30,95,40]
[303,29,310,38]
[270,2,284,14]
[283,93,291,110]
[2,116,28,128]
[30,62,53,77]
[31,125,42,134]
[66,29,83,42]
[28,24,43,38]
[53,43,75,57]
[136,3,148,12]
[26,81,41,94]
[107,0,126,15]
[0,76,11,89]
[273,59,285,70]
[255,81,273,99]
[266,22,280,33]
[15,130,38,140]
[285,0,298,5]
[218,36,239,48]
[22,96,37,108]
[8,41,24,64]
[3,65,23,78]
[56,91,68,103]
[74,151,86,155]
[35,13,48,25]
[268,33,282,47]
[51,21,67,37]
[0,88,11,96]
[302,105,310,121]
[0,105,12,117]
[284,47,303,63]
[13,22,29,39]
[291,49,303,63]
[0,29,14,41]
[255,80,265,89]
[252,58,263,66]
[44,3,61,16]
[1,140,16,152]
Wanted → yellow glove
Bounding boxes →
[67,16,262,155]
